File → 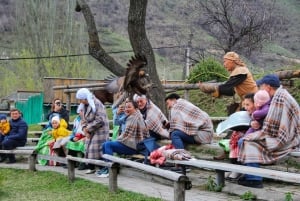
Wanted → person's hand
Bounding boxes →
[198,82,217,94]
[250,120,261,130]
[73,137,79,142]
[117,104,125,114]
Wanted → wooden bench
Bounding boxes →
[0,147,36,170]
[28,130,43,138]
[101,154,191,201]
[166,158,300,187]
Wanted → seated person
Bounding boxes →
[66,109,87,170]
[133,94,169,140]
[35,116,71,166]
[242,89,270,137]
[165,93,214,149]
[238,74,300,188]
[0,114,10,145]
[50,116,72,158]
[45,98,70,130]
[98,99,150,178]
[0,109,28,164]
[112,101,127,140]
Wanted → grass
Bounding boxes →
[0,168,161,201]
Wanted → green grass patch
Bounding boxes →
[0,168,161,201]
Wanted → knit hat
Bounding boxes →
[256,74,280,88]
[254,90,270,107]
[0,114,7,120]
[76,88,96,113]
[223,51,246,67]
[51,115,60,124]
[133,94,147,102]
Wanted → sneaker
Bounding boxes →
[85,169,96,174]
[97,168,109,178]
[228,172,242,181]
[94,168,107,175]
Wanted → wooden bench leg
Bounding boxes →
[174,180,186,201]
[215,170,225,186]
[29,153,37,171]
[109,163,119,192]
[67,159,76,182]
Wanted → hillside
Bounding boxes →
[0,0,299,98]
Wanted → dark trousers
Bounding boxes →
[1,138,25,161]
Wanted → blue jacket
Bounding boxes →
[5,117,28,146]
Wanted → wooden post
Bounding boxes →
[68,159,76,182]
[215,170,225,186]
[174,181,186,201]
[66,92,71,112]
[28,153,37,171]
[109,163,119,192]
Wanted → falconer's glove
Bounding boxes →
[198,82,220,98]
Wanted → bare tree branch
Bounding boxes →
[75,0,125,76]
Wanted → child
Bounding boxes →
[50,116,72,158]
[0,114,10,144]
[245,89,270,136]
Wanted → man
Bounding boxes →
[238,74,300,188]
[133,94,169,140]
[0,109,28,163]
[165,93,214,149]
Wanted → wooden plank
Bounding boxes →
[167,159,300,184]
[289,151,300,157]
[0,149,34,154]
[37,154,68,164]
[102,154,188,182]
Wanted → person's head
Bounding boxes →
[10,108,22,121]
[254,90,270,109]
[0,114,7,123]
[165,93,180,110]
[76,88,96,113]
[256,74,280,96]
[133,94,148,110]
[124,99,138,116]
[223,51,245,72]
[51,116,60,129]
[243,93,255,115]
[51,98,63,112]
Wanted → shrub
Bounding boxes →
[187,58,229,83]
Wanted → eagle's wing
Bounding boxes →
[123,54,148,95]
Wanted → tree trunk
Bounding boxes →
[128,0,166,113]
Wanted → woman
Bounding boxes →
[45,98,70,129]
[97,99,150,178]
[198,51,258,114]
[76,88,110,174]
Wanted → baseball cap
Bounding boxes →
[0,114,7,120]
[256,74,280,87]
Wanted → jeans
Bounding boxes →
[171,130,196,149]
[244,163,263,181]
[103,141,138,157]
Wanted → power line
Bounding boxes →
[0,45,183,61]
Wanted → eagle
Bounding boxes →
[102,54,152,107]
